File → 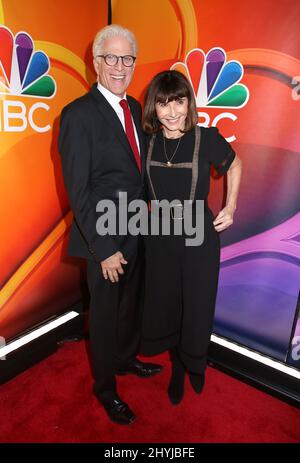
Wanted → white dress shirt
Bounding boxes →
[97,83,140,153]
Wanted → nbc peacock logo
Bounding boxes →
[0,26,56,98]
[171,48,249,141]
[171,47,249,108]
[0,26,56,133]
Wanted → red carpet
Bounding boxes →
[0,340,299,443]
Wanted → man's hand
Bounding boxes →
[101,251,128,283]
[213,205,235,232]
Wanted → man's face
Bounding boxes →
[94,36,135,98]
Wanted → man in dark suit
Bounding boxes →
[58,24,162,425]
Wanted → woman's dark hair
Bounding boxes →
[143,70,198,134]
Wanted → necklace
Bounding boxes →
[163,134,182,167]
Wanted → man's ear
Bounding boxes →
[93,58,99,77]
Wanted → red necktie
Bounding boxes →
[119,99,141,173]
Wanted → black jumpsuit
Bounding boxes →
[140,126,236,374]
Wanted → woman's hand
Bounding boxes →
[213,155,242,232]
[213,205,235,232]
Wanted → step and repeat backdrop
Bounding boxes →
[113,0,300,367]
[0,0,107,340]
[1,0,299,369]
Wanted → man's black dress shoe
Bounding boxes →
[115,359,163,377]
[101,395,136,425]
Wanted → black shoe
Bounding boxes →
[101,395,136,425]
[168,354,185,405]
[189,372,205,394]
[115,359,163,377]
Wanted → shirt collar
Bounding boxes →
[97,83,127,112]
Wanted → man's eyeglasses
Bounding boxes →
[96,54,136,67]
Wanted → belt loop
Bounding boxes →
[170,203,184,220]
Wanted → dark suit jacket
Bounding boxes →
[58,83,146,262]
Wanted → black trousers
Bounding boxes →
[86,246,144,401]
[141,209,220,374]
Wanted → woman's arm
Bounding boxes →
[213,155,242,232]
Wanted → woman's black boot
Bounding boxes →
[188,372,205,394]
[168,349,185,405]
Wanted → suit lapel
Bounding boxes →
[89,84,142,175]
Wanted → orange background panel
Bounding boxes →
[1,0,106,65]
[0,0,108,341]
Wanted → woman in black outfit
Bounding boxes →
[140,70,242,405]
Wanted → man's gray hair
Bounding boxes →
[93,24,137,58]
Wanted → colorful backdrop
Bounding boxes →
[0,0,108,340]
[1,0,299,370]
[112,0,300,366]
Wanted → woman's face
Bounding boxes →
[155,97,189,136]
